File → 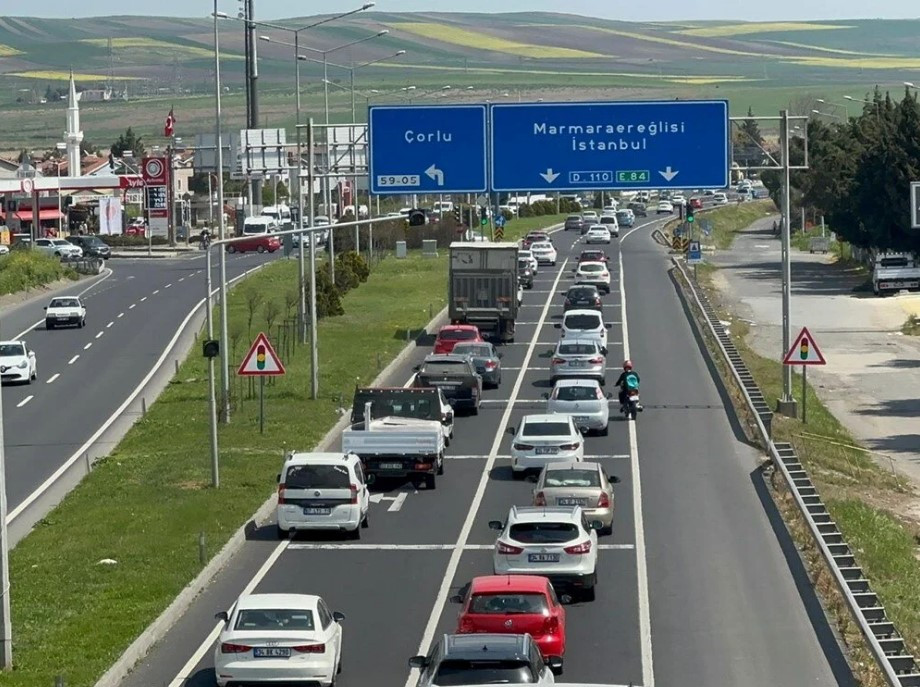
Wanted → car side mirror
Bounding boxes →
[547,656,564,675]
[554,323,561,329]
[604,323,612,329]
[449,594,463,604]
[215,611,229,622]
[488,520,504,531]
[497,352,503,359]
[43,306,47,310]
[601,347,608,356]
[408,655,429,669]
[413,364,421,371]
[333,611,346,622]
[607,473,621,484]
[506,426,515,435]
[590,519,604,530]
[559,593,573,604]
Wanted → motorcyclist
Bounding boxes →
[199,228,211,250]
[615,360,641,411]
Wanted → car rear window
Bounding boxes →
[531,242,551,250]
[553,384,600,400]
[600,216,616,224]
[453,344,492,357]
[440,329,478,341]
[469,593,549,614]
[544,469,601,488]
[558,343,598,355]
[580,252,604,260]
[510,522,579,544]
[422,361,469,374]
[567,287,597,298]
[579,264,604,273]
[284,464,350,489]
[521,421,571,437]
[234,609,315,631]
[50,298,80,308]
[564,314,602,330]
[880,257,909,268]
[434,660,536,685]
[566,215,581,221]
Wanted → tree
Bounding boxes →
[110,127,145,158]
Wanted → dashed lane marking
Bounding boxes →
[46,373,60,384]
[67,355,79,365]
[16,396,33,408]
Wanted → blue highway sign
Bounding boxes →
[495,215,506,228]
[490,100,729,193]
[368,105,488,195]
[687,240,703,265]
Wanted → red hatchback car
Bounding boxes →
[689,197,703,209]
[434,324,483,354]
[577,249,609,265]
[227,234,281,254]
[452,575,567,658]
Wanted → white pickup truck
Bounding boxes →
[872,252,920,296]
[341,404,446,489]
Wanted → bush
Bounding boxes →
[339,251,370,283]
[315,263,344,316]
[0,250,78,295]
[100,235,170,247]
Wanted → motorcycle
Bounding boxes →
[622,388,642,420]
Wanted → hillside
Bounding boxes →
[0,12,916,149]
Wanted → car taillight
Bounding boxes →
[560,442,580,451]
[594,297,602,306]
[277,484,286,505]
[601,272,609,279]
[513,443,534,451]
[544,616,559,634]
[292,643,325,653]
[534,491,546,506]
[350,484,358,504]
[497,541,524,555]
[485,360,497,369]
[595,387,605,400]
[458,616,476,633]
[564,541,592,555]
[588,357,604,364]
[221,642,251,653]
[597,492,611,509]
[551,357,565,365]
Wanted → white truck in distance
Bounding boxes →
[341,402,446,489]
[872,252,920,296]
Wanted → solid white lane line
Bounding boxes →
[17,396,33,408]
[46,373,60,384]
[106,321,114,328]
[129,303,136,309]
[447,454,630,460]
[84,342,92,350]
[67,355,79,365]
[405,258,569,687]
[95,331,103,339]
[620,247,655,687]
[285,543,636,551]
[11,268,114,341]
[165,540,290,687]
[117,312,124,318]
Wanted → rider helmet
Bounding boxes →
[623,360,633,370]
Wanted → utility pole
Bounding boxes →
[777,109,798,417]
[0,321,13,669]
[308,118,319,400]
[244,0,262,212]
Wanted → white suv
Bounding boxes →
[276,452,370,539]
[488,505,602,601]
[554,309,610,348]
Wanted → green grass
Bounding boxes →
[0,250,79,296]
[902,315,920,336]
[6,251,450,687]
[502,213,570,240]
[703,200,777,249]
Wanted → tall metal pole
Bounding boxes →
[246,0,262,211]
[308,118,319,399]
[778,109,796,415]
[216,5,231,423]
[0,324,12,668]
[350,65,356,122]
[205,247,220,487]
[323,55,335,284]
[295,35,307,345]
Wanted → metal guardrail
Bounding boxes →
[62,256,105,275]
[672,256,920,687]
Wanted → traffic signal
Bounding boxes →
[799,336,809,360]
[202,339,220,359]
[480,207,488,226]
[408,209,427,227]
[453,206,461,223]
[686,205,695,223]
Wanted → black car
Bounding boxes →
[518,258,534,289]
[66,235,111,259]
[563,214,584,232]
[627,201,648,217]
[562,284,603,311]
[414,354,482,414]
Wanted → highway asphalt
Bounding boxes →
[0,251,277,513]
[116,213,853,687]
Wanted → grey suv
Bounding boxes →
[550,337,607,385]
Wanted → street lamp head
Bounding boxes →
[441,85,451,90]
[297,55,308,61]
[395,50,406,56]
[362,2,375,8]
[259,35,272,42]
[376,30,389,36]
[212,11,229,18]
[905,81,916,88]
[843,95,855,101]
[816,98,826,103]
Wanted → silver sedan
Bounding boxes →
[549,338,607,385]
[452,341,503,388]
[544,378,611,435]
[532,461,619,535]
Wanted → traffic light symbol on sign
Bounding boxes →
[783,326,827,366]
[256,344,266,370]
[238,332,286,376]
[799,337,809,360]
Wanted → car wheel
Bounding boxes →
[349,523,362,540]
[227,245,237,253]
[425,473,437,490]
[257,245,267,253]
[601,524,613,536]
[437,453,444,475]
[600,424,609,437]
[471,402,479,416]
[276,525,289,540]
[80,318,86,328]
[45,320,53,330]
[582,585,596,602]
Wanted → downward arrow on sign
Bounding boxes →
[540,168,560,183]
[659,166,679,182]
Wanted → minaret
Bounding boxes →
[65,71,83,176]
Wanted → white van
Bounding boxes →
[243,216,278,236]
[261,204,291,223]
[276,452,370,539]
[433,200,454,213]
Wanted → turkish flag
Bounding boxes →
[164,107,176,137]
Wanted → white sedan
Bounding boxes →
[214,593,344,687]
[584,226,612,244]
[508,413,585,476]
[518,249,538,274]
[34,238,82,259]
[0,340,37,384]
[530,241,557,266]
[574,261,611,294]
[44,296,86,329]
[656,200,674,214]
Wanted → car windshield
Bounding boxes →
[422,361,469,374]
[565,314,602,330]
[284,464,350,489]
[510,522,579,544]
[49,298,80,308]
[0,343,25,357]
[518,260,530,269]
[566,215,581,221]
[544,469,601,488]
[558,343,598,356]
[440,329,478,341]
[521,421,571,437]
[453,344,492,358]
[433,659,536,685]
[579,264,604,273]
[553,384,600,400]
[234,608,315,631]
[519,251,532,258]
[469,593,549,614]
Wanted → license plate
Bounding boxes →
[379,462,403,470]
[434,381,461,386]
[528,553,560,563]
[535,447,559,455]
[253,647,291,658]
[574,416,591,423]
[568,361,586,368]
[56,316,69,320]
[559,497,588,506]
[303,507,330,515]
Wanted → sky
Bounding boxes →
[5,0,919,21]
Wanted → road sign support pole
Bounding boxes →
[205,247,220,488]
[0,321,12,669]
[259,376,265,434]
[802,365,807,424]
[308,119,319,400]
[777,109,798,418]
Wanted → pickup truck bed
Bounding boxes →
[341,417,445,489]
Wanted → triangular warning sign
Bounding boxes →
[237,332,286,376]
[783,326,827,366]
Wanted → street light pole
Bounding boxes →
[207,0,223,484]
[295,38,307,345]
[778,109,797,416]
[215,5,231,423]
[308,118,318,399]
[0,324,11,668]
[322,54,336,286]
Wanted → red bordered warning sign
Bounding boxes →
[783,326,827,366]
[237,332,286,376]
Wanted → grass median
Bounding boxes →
[7,251,449,687]
[502,213,569,240]
[701,199,776,249]
[0,250,79,296]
